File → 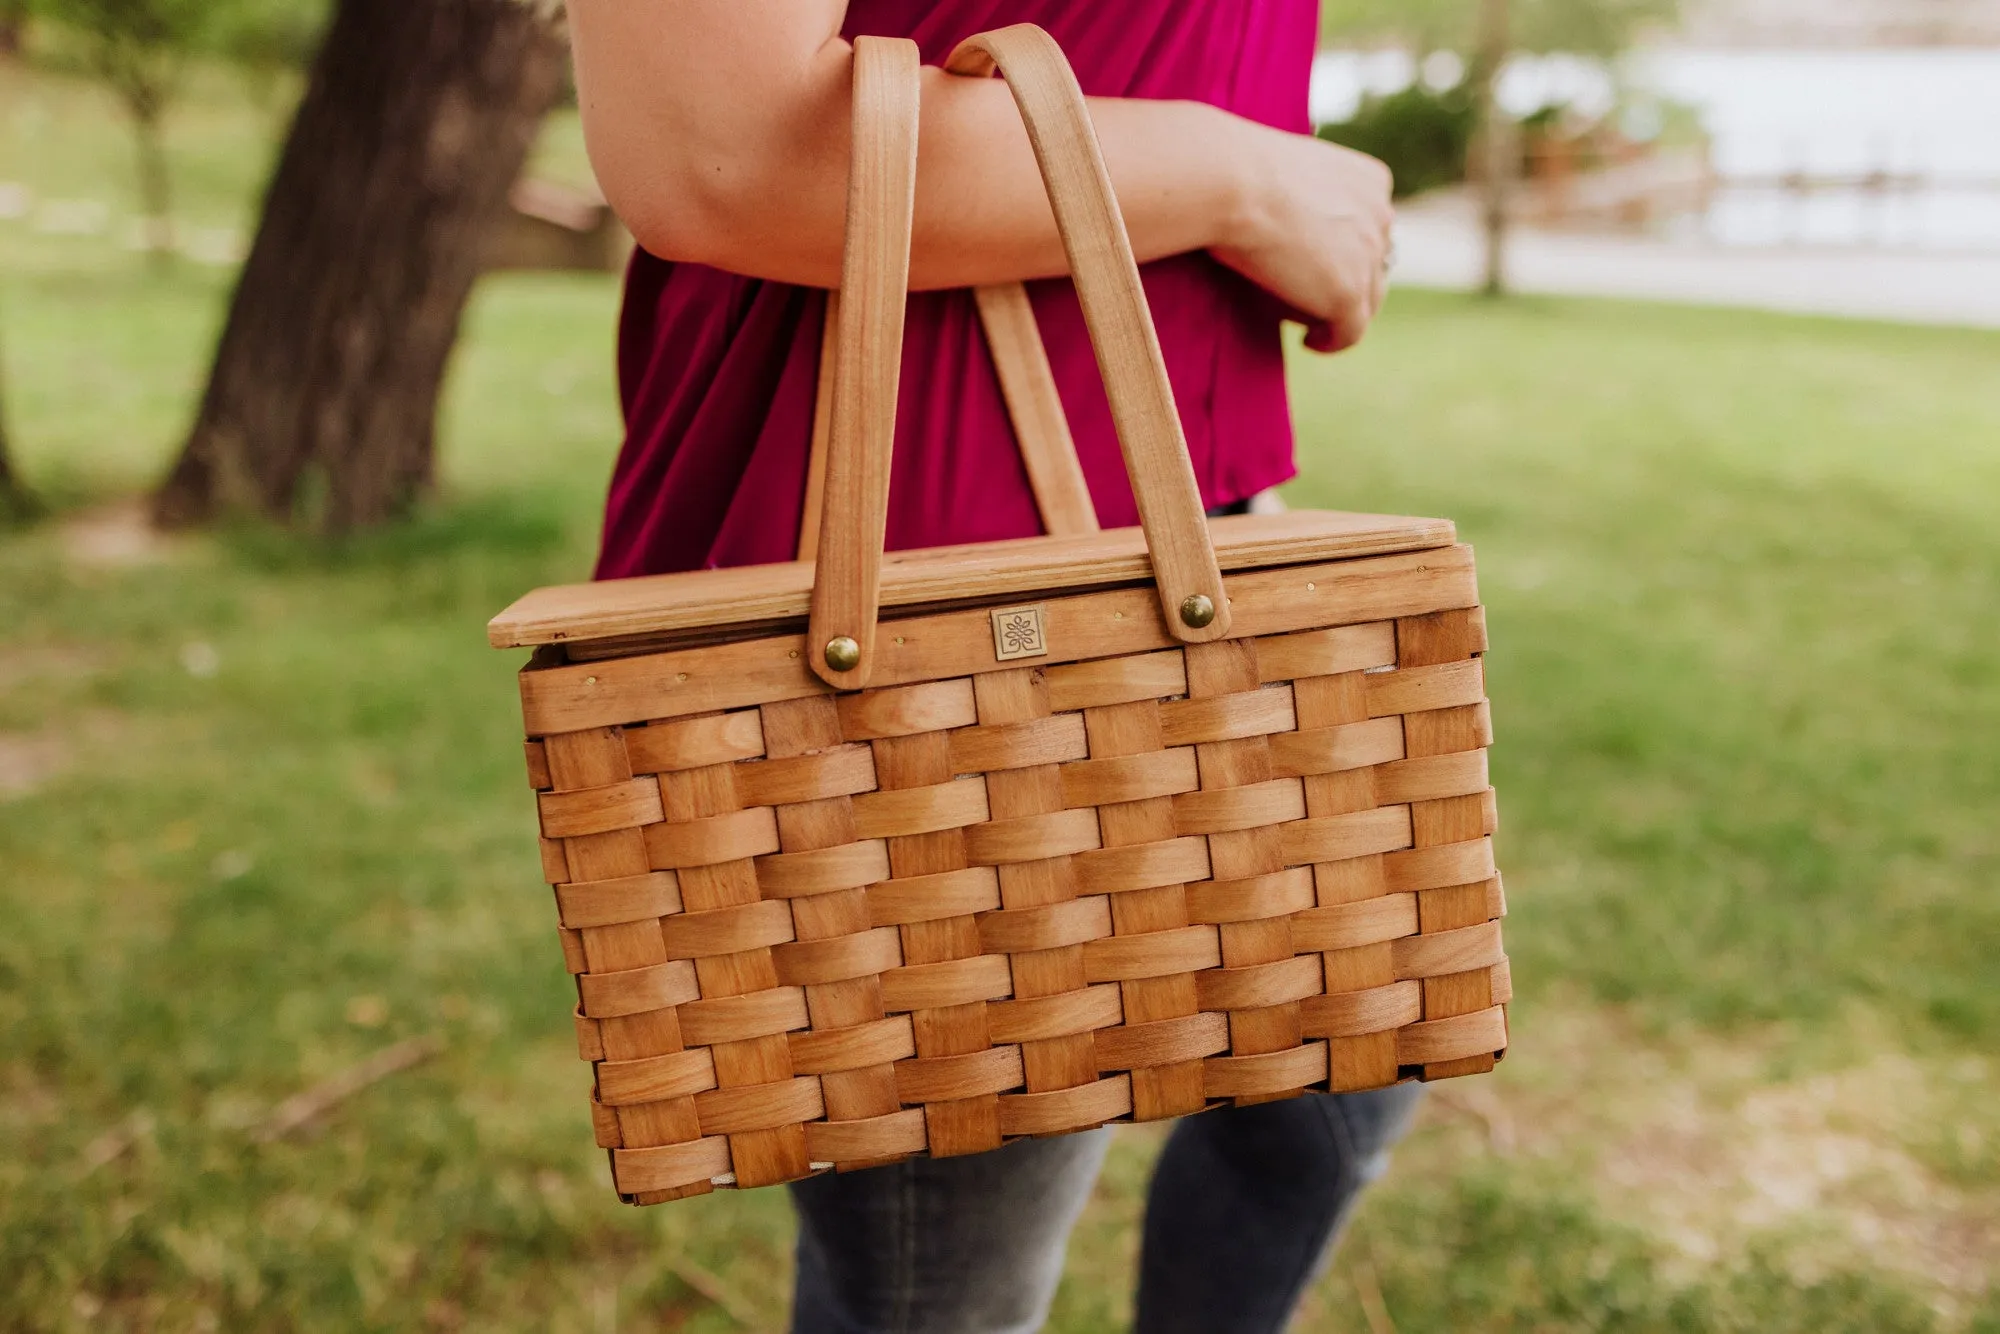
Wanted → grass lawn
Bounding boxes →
[3,56,1998,1333]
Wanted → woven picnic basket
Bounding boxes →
[490,26,1510,1205]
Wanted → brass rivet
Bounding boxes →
[824,636,862,672]
[1306,582,1316,592]
[676,672,688,683]
[1179,593,1216,629]
[584,676,597,686]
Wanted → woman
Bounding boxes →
[567,2,1415,1330]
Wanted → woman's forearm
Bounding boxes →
[568,3,1256,291]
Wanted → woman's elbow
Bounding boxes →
[587,123,840,280]
[596,159,737,266]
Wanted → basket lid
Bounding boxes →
[487,509,1455,651]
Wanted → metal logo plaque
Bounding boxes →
[990,604,1049,662]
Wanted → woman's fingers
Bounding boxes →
[1210,129,1394,354]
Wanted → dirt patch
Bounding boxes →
[59,499,177,568]
[0,644,100,693]
[0,731,67,799]
[1605,1052,1997,1297]
[1411,1005,2000,1310]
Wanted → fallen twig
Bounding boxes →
[668,1255,765,1329]
[1426,1083,1517,1156]
[1354,1244,1398,1334]
[252,1034,443,1143]
[74,1110,155,1181]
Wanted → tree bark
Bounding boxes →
[154,0,564,532]
[0,320,34,523]
[1472,0,1513,298]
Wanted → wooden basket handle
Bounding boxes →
[806,283,1103,544]
[807,26,1232,688]
[945,25,1229,642]
[806,36,921,689]
[797,280,1097,562]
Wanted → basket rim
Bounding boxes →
[489,510,1456,651]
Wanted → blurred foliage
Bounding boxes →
[1318,83,1478,198]
[29,0,330,72]
[1320,0,1681,56]
[39,0,212,119]
[26,0,332,233]
[204,0,331,72]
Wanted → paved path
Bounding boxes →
[1391,199,2000,329]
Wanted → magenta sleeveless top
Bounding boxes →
[595,0,1314,580]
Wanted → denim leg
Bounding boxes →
[788,1128,1111,1334]
[1133,1084,1425,1334]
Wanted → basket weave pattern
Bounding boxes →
[526,601,1508,1203]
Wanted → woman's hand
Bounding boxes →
[1212,130,1395,353]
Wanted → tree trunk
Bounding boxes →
[1472,0,1513,298]
[0,322,34,523]
[129,94,175,259]
[154,0,564,532]
[0,0,24,57]
[0,429,28,523]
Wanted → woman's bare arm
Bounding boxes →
[568,0,1393,349]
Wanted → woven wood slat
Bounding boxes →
[996,1074,1133,1136]
[755,839,893,898]
[1267,717,1406,778]
[1157,688,1298,748]
[987,983,1125,1043]
[895,1046,1026,1102]
[1093,1010,1229,1071]
[804,1108,928,1161]
[1204,1041,1330,1099]
[850,778,991,839]
[977,895,1114,953]
[537,779,665,839]
[772,927,904,987]
[1182,867,1317,925]
[676,988,811,1048]
[787,1014,916,1074]
[1059,746,1200,807]
[555,871,683,929]
[878,952,1014,1010]
[949,714,1090,772]
[596,1049,719,1107]
[1044,651,1187,712]
[1253,624,1397,682]
[866,866,1003,925]
[732,744,879,807]
[1300,981,1424,1038]
[836,678,979,739]
[1083,924,1223,981]
[626,711,766,773]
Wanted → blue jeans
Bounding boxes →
[788,1084,1423,1333]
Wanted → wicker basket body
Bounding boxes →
[491,28,1508,1205]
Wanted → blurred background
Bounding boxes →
[1,0,1995,1329]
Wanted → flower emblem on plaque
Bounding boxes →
[990,603,1049,662]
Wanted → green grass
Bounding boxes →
[4,55,1999,1333]
[1294,294,2000,1044]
